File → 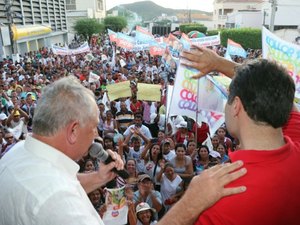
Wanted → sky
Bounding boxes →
[106,0,214,12]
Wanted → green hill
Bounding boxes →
[107,1,212,21]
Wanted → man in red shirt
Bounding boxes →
[181,46,300,225]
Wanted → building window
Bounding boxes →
[224,9,233,15]
[97,0,103,11]
[66,0,76,10]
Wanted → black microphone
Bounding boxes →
[89,142,129,179]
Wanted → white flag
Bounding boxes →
[88,72,100,83]
[8,120,24,140]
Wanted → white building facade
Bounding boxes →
[0,0,68,59]
[261,0,300,30]
[66,0,106,41]
[213,0,263,29]
[214,0,300,30]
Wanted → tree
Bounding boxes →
[180,23,207,34]
[104,16,127,32]
[73,18,104,41]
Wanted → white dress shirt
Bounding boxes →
[0,135,104,225]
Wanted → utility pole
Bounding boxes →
[5,0,17,55]
[269,0,278,32]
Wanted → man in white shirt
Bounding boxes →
[0,77,124,225]
[161,140,176,162]
[0,75,246,225]
[123,113,152,141]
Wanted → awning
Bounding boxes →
[11,24,52,40]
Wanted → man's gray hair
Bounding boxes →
[32,76,97,136]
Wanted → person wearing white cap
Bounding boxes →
[174,120,194,144]
[133,174,162,220]
[136,202,157,225]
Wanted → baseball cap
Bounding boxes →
[0,113,7,120]
[161,139,171,145]
[176,121,188,129]
[138,174,152,183]
[14,110,20,116]
[136,202,156,215]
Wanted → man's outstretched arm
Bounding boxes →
[181,45,240,79]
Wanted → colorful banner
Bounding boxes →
[136,83,161,102]
[135,26,155,44]
[149,42,166,56]
[116,33,135,50]
[226,39,247,58]
[168,63,227,134]
[133,43,152,51]
[106,81,131,100]
[262,27,300,98]
[167,33,184,60]
[108,29,117,43]
[180,33,192,50]
[103,186,128,225]
[52,42,90,55]
[161,47,176,71]
[190,34,221,47]
[198,109,225,137]
[210,75,232,96]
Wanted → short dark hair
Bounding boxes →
[175,143,186,151]
[228,59,295,128]
[134,113,143,120]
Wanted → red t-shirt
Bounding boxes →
[195,111,300,225]
[130,101,142,114]
[193,122,209,144]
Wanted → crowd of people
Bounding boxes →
[0,31,299,225]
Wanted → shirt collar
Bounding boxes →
[230,136,292,164]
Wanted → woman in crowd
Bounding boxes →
[135,202,157,225]
[103,135,118,152]
[194,145,218,174]
[126,158,139,191]
[157,130,175,149]
[217,143,230,163]
[102,110,117,137]
[169,143,193,182]
[83,158,95,173]
[88,188,106,218]
[216,126,232,151]
[130,95,143,114]
[186,140,198,160]
[141,142,164,191]
[211,134,220,151]
[156,162,184,212]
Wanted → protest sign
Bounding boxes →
[262,27,300,98]
[168,62,226,134]
[106,81,131,100]
[190,34,221,47]
[136,83,161,101]
[52,42,90,55]
[88,72,100,83]
[103,186,128,225]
